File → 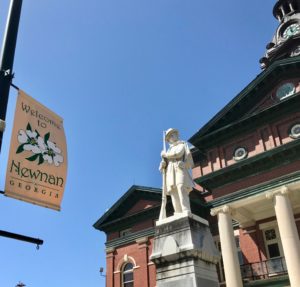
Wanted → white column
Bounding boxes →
[267,186,300,287]
[212,205,243,287]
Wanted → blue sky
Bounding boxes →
[0,0,276,286]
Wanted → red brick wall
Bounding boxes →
[224,133,257,167]
[212,159,300,198]
[106,219,154,242]
[107,231,119,241]
[133,219,154,233]
[126,200,160,216]
[240,230,277,268]
[239,228,264,264]
[239,214,300,265]
[194,111,300,180]
[106,237,156,287]
[147,239,156,287]
[106,252,115,287]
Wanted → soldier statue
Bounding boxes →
[159,128,194,220]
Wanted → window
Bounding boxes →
[262,227,285,274]
[263,227,283,259]
[276,82,296,100]
[290,123,300,139]
[235,235,244,265]
[122,263,134,287]
[233,147,248,161]
[120,228,132,238]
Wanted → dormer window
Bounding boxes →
[275,82,296,100]
[290,123,300,139]
[233,147,248,161]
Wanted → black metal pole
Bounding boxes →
[0,0,23,154]
[0,193,44,248]
[0,230,43,247]
[0,1,44,249]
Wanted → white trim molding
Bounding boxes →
[116,254,137,272]
[266,185,291,200]
[211,205,234,217]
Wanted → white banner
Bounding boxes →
[5,90,68,211]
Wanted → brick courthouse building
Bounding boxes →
[94,1,300,286]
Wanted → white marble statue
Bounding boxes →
[159,128,194,220]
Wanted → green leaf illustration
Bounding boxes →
[38,154,44,165]
[26,154,39,162]
[44,132,50,143]
[16,144,25,154]
[35,129,40,137]
[26,123,32,131]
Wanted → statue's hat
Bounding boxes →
[165,128,179,142]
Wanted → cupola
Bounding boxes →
[260,0,300,69]
[273,0,299,22]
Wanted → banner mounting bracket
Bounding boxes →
[10,82,19,90]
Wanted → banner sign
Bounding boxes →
[5,90,67,211]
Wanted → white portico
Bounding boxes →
[210,181,300,287]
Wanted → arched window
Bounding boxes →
[122,262,134,287]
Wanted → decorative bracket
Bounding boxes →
[266,185,290,200]
[211,205,234,217]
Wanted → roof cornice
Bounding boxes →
[195,139,300,190]
[189,56,300,147]
[192,93,300,151]
[93,185,161,230]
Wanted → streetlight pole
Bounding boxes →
[0,0,44,248]
[0,0,23,156]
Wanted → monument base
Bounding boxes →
[150,213,220,287]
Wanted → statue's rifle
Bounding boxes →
[159,131,167,221]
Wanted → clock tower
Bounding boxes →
[260,0,300,69]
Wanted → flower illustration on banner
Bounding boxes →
[40,140,63,167]
[17,129,42,154]
[16,123,64,166]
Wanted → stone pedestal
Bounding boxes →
[150,213,220,287]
